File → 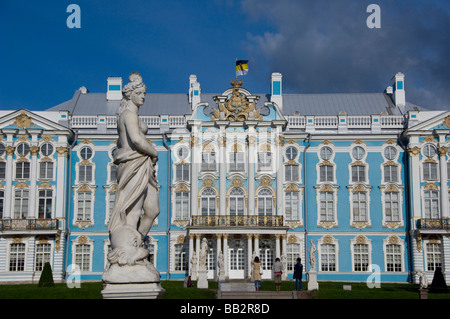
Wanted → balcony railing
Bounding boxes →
[417,218,450,230]
[0,219,59,231]
[191,215,284,227]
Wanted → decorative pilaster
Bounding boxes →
[408,147,421,223]
[219,133,226,215]
[223,234,229,278]
[247,134,256,215]
[4,146,15,218]
[190,135,199,217]
[438,146,449,218]
[28,145,39,219]
[56,147,69,219]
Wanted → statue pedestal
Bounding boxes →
[197,270,209,289]
[308,271,319,291]
[101,282,165,299]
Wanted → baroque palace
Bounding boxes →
[0,72,449,284]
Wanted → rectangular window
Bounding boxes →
[0,190,4,219]
[286,243,300,271]
[319,165,333,182]
[110,164,117,183]
[353,244,369,271]
[9,243,26,272]
[285,165,299,182]
[426,243,442,271]
[352,192,367,222]
[38,189,52,219]
[108,191,116,219]
[285,191,300,221]
[175,164,190,182]
[257,152,272,171]
[0,162,6,179]
[423,162,438,181]
[319,191,334,222]
[201,152,216,171]
[424,190,439,219]
[230,197,245,216]
[320,244,336,272]
[385,192,400,222]
[35,243,51,271]
[386,244,402,272]
[175,191,189,220]
[384,165,398,183]
[14,189,29,219]
[39,162,54,180]
[174,244,187,271]
[75,244,91,272]
[229,153,245,171]
[77,192,92,221]
[79,165,93,183]
[351,165,366,183]
[16,162,30,179]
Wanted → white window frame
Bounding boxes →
[35,242,53,272]
[37,188,53,219]
[350,237,372,272]
[72,241,93,272]
[382,237,404,273]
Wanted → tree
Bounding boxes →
[38,262,55,288]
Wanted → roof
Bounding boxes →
[46,90,426,117]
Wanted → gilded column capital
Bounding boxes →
[30,145,39,156]
[438,146,448,157]
[246,233,253,240]
[191,136,199,147]
[247,135,256,146]
[56,147,69,157]
[407,146,421,157]
[276,135,285,146]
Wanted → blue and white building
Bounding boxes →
[0,71,449,284]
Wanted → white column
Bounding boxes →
[55,147,68,220]
[223,234,229,278]
[189,234,194,265]
[247,234,253,278]
[28,146,39,219]
[408,147,421,225]
[219,132,226,216]
[254,234,260,257]
[439,146,449,218]
[276,130,284,217]
[190,134,199,217]
[247,131,256,215]
[4,146,14,218]
[275,234,281,259]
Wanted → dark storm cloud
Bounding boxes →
[241,0,450,110]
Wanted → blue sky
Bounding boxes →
[0,0,449,111]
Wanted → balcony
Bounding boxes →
[191,215,284,227]
[417,218,450,230]
[0,219,59,231]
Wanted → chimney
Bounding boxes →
[189,74,201,110]
[270,72,283,109]
[107,77,123,100]
[392,72,405,111]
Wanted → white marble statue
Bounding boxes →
[103,72,160,284]
[218,251,225,276]
[199,238,208,271]
[309,239,317,271]
[415,269,429,289]
[190,251,198,277]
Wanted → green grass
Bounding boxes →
[0,280,448,299]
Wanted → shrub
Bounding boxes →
[38,262,55,288]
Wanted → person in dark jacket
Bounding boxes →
[293,258,303,291]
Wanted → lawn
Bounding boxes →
[0,280,448,299]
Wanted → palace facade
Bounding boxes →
[0,72,449,284]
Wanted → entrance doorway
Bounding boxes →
[228,239,246,279]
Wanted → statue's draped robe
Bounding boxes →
[108,147,158,233]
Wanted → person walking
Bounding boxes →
[293,258,303,291]
[273,257,283,291]
[252,256,262,291]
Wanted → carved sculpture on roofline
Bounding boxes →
[211,79,263,121]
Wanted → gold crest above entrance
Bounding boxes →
[211,79,262,122]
